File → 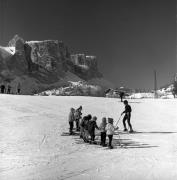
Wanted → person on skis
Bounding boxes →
[74,106,82,131]
[121,100,133,133]
[82,114,92,143]
[68,108,75,135]
[88,116,99,144]
[119,91,125,102]
[99,117,107,147]
[105,118,118,149]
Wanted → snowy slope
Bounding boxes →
[0,46,15,59]
[0,95,177,180]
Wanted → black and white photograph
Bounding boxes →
[0,0,177,179]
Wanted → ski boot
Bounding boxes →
[129,129,134,133]
[102,143,107,147]
[123,128,128,132]
[108,145,113,149]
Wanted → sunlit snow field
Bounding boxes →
[0,95,177,180]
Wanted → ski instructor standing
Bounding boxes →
[121,100,133,133]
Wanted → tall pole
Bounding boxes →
[154,70,157,98]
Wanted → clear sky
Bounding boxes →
[0,0,176,89]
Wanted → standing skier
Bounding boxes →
[119,91,125,102]
[68,108,75,135]
[74,106,82,131]
[88,116,99,144]
[121,100,133,133]
[17,83,21,94]
[0,84,6,93]
[83,114,92,143]
[99,117,107,146]
[106,118,118,149]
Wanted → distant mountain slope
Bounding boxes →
[0,35,114,95]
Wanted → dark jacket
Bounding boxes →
[123,104,132,116]
[88,120,98,135]
[99,122,107,132]
[80,116,87,127]
[68,111,75,122]
[74,109,82,120]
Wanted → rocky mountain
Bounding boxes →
[0,35,114,95]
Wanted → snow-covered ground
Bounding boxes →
[0,95,177,180]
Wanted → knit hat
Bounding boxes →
[92,116,97,121]
[78,106,82,110]
[102,117,107,124]
[70,108,75,112]
[108,118,113,124]
[87,114,92,120]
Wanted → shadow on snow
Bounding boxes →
[60,130,176,149]
[112,137,158,149]
[114,131,177,135]
[72,135,158,149]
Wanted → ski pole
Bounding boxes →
[115,114,122,127]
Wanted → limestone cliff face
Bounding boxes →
[70,54,102,80]
[7,35,102,80]
[26,40,63,72]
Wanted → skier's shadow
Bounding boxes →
[73,137,158,149]
[134,131,177,134]
[112,138,158,149]
[116,131,177,135]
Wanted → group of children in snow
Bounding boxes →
[68,100,133,149]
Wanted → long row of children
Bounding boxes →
[68,106,118,149]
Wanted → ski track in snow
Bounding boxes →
[0,95,177,180]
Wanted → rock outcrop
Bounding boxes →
[70,54,102,80]
[26,40,62,72]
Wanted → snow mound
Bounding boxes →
[0,46,15,59]
[38,80,103,96]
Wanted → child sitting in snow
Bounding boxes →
[88,116,99,144]
[106,118,118,149]
[99,117,107,147]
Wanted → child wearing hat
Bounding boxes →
[68,108,75,135]
[99,117,107,147]
[106,118,118,149]
[83,114,92,142]
[74,106,82,131]
[88,116,99,144]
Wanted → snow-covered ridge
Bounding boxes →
[0,46,15,56]
[26,40,59,44]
